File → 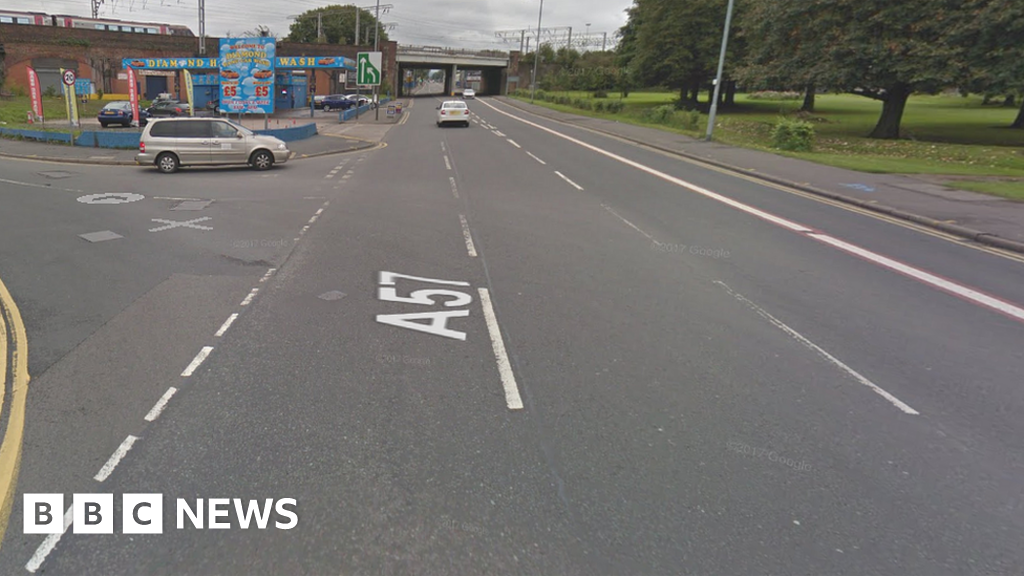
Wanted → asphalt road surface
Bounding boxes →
[1,95,1024,576]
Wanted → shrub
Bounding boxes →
[643,105,675,124]
[593,90,608,98]
[558,95,570,105]
[534,90,547,101]
[605,101,625,113]
[572,98,584,108]
[748,90,802,101]
[577,99,593,110]
[593,101,605,112]
[771,119,815,151]
[43,85,58,98]
[681,110,701,130]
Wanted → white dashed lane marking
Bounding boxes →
[93,435,140,482]
[181,346,215,376]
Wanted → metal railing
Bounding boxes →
[397,45,509,59]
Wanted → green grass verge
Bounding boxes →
[513,91,1024,179]
[952,180,1024,200]
[0,96,149,133]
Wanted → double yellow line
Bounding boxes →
[0,275,30,551]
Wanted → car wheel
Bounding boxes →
[99,122,108,128]
[122,121,131,128]
[324,105,332,112]
[156,152,179,174]
[250,150,274,171]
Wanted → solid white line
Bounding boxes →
[144,387,178,422]
[240,288,259,306]
[25,507,73,573]
[507,139,521,148]
[525,151,547,165]
[715,281,919,415]
[602,204,657,242]
[444,155,452,170]
[480,99,1024,325]
[554,171,584,191]
[808,234,1024,323]
[94,435,140,482]
[478,288,523,410]
[215,313,239,337]
[478,99,810,233]
[459,214,478,257]
[181,346,214,377]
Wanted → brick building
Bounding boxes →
[0,24,397,103]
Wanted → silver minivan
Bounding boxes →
[136,118,290,174]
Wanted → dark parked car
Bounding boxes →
[321,94,357,112]
[146,100,192,117]
[98,101,148,127]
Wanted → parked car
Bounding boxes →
[436,100,470,127]
[462,88,475,99]
[345,94,375,108]
[146,100,191,117]
[312,95,327,109]
[136,118,290,174]
[97,101,148,127]
[321,94,357,112]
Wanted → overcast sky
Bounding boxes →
[6,0,632,50]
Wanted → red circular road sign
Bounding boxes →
[62,70,77,86]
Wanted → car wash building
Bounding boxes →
[124,39,356,113]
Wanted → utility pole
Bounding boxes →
[566,26,572,51]
[705,0,736,142]
[355,7,360,46]
[531,0,544,102]
[602,32,607,51]
[520,29,525,53]
[91,0,103,19]
[198,0,206,55]
[317,12,324,42]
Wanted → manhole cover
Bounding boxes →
[39,171,75,179]
[318,291,346,301]
[172,200,213,211]
[79,230,123,243]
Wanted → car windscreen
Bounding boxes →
[444,102,467,109]
[102,102,130,110]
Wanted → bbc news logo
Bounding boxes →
[25,495,298,534]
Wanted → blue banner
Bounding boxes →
[122,58,219,70]
[219,37,276,114]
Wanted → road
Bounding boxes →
[1,95,1023,575]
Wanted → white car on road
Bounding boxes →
[462,88,475,99]
[437,101,470,127]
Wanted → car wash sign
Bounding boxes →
[219,37,276,114]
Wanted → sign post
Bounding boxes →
[356,51,382,122]
[60,69,80,130]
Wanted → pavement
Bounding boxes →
[0,102,409,165]
[2,95,1024,575]
[496,96,1024,252]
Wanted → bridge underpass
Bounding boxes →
[396,46,510,97]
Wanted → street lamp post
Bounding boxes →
[705,0,736,142]
[530,0,544,103]
[374,0,381,120]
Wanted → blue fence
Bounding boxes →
[0,127,73,144]
[3,123,318,149]
[74,131,142,149]
[254,123,318,142]
[341,98,392,122]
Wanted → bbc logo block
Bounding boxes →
[25,494,296,534]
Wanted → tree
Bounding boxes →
[286,4,390,46]
[953,0,1024,128]
[742,0,973,139]
[619,0,724,109]
[240,25,276,38]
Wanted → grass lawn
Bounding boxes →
[513,90,1024,196]
[0,95,147,133]
[953,180,1024,200]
